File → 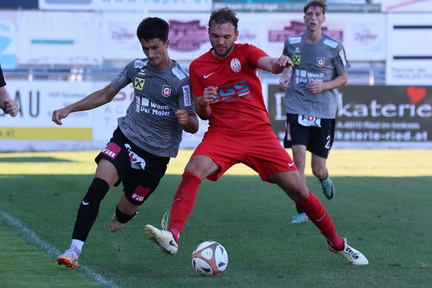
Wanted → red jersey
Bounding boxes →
[189,43,273,133]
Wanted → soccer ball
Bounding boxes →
[191,241,228,276]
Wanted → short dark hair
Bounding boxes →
[136,17,169,42]
[208,7,239,32]
[304,0,327,15]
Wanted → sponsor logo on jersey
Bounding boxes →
[134,77,145,90]
[162,85,171,97]
[172,66,187,80]
[134,59,146,69]
[138,69,146,76]
[125,143,146,170]
[203,72,215,79]
[130,185,151,204]
[323,38,338,48]
[317,57,325,67]
[289,36,302,44]
[182,85,192,107]
[135,96,171,116]
[230,58,241,72]
[101,142,121,159]
[293,55,301,65]
[214,80,251,103]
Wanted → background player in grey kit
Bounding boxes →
[279,0,350,223]
[52,17,199,268]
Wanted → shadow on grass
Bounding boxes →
[0,157,76,163]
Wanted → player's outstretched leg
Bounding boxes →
[57,245,80,269]
[327,238,369,265]
[145,225,178,255]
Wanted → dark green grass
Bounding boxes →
[0,150,431,287]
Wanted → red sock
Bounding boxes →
[169,171,201,243]
[297,191,344,250]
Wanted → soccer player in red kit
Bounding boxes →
[145,7,368,265]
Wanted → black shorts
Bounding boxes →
[284,113,335,159]
[95,127,170,205]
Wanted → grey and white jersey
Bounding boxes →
[282,33,350,119]
[111,58,194,157]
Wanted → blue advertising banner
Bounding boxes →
[0,0,38,9]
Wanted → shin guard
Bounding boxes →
[297,191,343,249]
[72,178,109,241]
[169,171,201,241]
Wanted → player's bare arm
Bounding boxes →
[258,55,293,75]
[52,84,119,125]
[175,110,199,133]
[306,72,348,94]
[194,86,217,120]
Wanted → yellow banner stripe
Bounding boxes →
[0,127,92,140]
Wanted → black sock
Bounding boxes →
[115,206,139,224]
[72,178,109,241]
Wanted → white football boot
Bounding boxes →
[327,238,369,265]
[144,225,178,255]
[57,245,80,269]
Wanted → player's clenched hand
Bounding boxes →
[306,80,326,94]
[277,55,293,68]
[279,76,290,91]
[52,108,70,125]
[175,109,189,125]
[200,86,218,106]
[2,99,19,117]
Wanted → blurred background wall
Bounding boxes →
[1,0,431,151]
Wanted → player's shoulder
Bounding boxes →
[171,61,189,81]
[234,43,259,52]
[322,34,343,49]
[191,49,213,64]
[130,58,149,68]
[233,43,266,57]
[288,33,304,45]
[235,43,251,49]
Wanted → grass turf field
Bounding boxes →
[0,149,431,287]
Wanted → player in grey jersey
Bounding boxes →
[279,0,350,223]
[52,17,198,268]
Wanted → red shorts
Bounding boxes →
[192,129,297,183]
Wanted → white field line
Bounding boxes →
[0,209,121,288]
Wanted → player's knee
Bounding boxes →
[82,178,110,203]
[312,166,327,179]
